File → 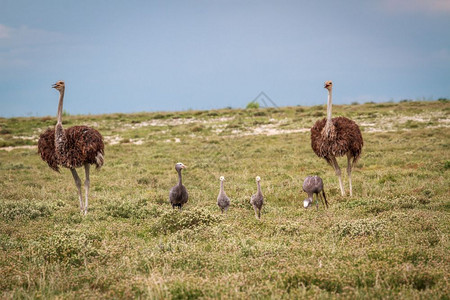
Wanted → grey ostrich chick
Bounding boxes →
[250,176,264,219]
[217,176,230,213]
[169,162,188,210]
[302,175,328,210]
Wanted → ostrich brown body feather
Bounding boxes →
[38,126,104,172]
[311,117,363,165]
[38,80,104,215]
[310,80,363,197]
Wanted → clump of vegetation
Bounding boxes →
[444,160,450,170]
[404,120,420,129]
[169,282,204,300]
[253,111,267,117]
[246,101,260,109]
[35,228,103,266]
[190,125,204,132]
[378,174,396,184]
[153,208,219,233]
[274,221,304,236]
[0,200,55,220]
[283,271,345,293]
[332,218,387,238]
[105,198,161,219]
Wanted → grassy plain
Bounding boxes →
[0,100,449,299]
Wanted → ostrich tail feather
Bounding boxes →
[95,152,104,169]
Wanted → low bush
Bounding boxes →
[105,198,162,219]
[0,200,54,220]
[332,218,387,238]
[153,208,219,234]
[35,228,103,266]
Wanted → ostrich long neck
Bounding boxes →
[56,89,65,125]
[177,170,183,186]
[220,181,225,195]
[326,88,333,124]
[323,88,336,137]
[55,89,67,157]
[257,181,262,195]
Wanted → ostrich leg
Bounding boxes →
[253,207,259,219]
[315,193,319,211]
[70,169,84,211]
[330,156,345,196]
[347,153,353,197]
[84,164,90,215]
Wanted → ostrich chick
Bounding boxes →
[250,176,264,219]
[302,176,328,210]
[217,176,230,213]
[169,162,189,210]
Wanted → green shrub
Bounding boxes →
[246,101,259,109]
[153,208,219,234]
[332,218,387,238]
[444,161,450,170]
[312,111,324,117]
[283,271,343,293]
[36,228,103,266]
[274,221,304,236]
[190,125,204,132]
[378,174,396,184]
[0,200,54,220]
[105,199,161,219]
[169,282,204,300]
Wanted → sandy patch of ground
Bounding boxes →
[359,111,449,133]
[124,116,235,129]
[165,138,181,143]
[12,135,39,141]
[0,145,37,152]
[104,135,144,145]
[229,126,310,137]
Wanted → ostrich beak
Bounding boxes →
[52,84,57,89]
[182,165,187,169]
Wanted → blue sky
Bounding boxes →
[1,0,449,117]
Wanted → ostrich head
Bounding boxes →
[255,176,261,182]
[324,80,333,91]
[52,81,65,92]
[303,198,312,209]
[220,176,225,181]
[175,162,186,172]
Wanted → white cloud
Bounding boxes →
[379,0,450,14]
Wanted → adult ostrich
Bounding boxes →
[38,81,104,215]
[311,81,363,196]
